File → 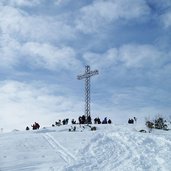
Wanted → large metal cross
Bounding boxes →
[77,65,99,120]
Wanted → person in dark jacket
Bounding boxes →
[102,117,107,124]
[108,119,112,124]
[87,115,92,124]
[26,126,30,130]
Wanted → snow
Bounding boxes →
[0,124,171,171]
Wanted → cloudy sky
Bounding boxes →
[0,0,171,131]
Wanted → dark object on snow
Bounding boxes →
[91,126,96,131]
[78,116,82,124]
[52,124,55,127]
[69,126,76,132]
[146,121,154,129]
[97,118,101,124]
[146,116,168,132]
[78,115,91,124]
[65,118,69,125]
[55,120,61,126]
[139,129,147,133]
[87,115,92,124]
[81,115,86,124]
[154,117,168,130]
[128,118,134,124]
[73,126,76,131]
[31,122,40,130]
[62,118,69,125]
[134,117,137,123]
[62,119,66,125]
[108,119,112,124]
[146,121,154,133]
[26,126,30,131]
[94,117,101,124]
[102,117,107,124]
[71,119,76,124]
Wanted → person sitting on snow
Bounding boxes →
[102,117,107,124]
[31,122,40,130]
[26,126,30,130]
[87,115,92,124]
[108,119,112,124]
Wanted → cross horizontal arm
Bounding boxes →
[77,70,99,80]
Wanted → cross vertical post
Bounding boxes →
[77,65,99,121]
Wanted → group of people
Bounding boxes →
[74,115,112,125]
[26,122,40,130]
[52,118,69,127]
[94,117,112,124]
[71,119,77,124]
[94,117,101,124]
[128,117,137,124]
[71,115,92,125]
[78,115,92,124]
[25,115,113,131]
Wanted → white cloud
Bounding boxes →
[119,44,165,68]
[0,6,27,35]
[161,11,171,28]
[22,42,81,70]
[0,35,81,71]
[0,5,75,42]
[54,0,71,6]
[0,34,21,69]
[0,80,83,132]
[0,0,41,7]
[0,3,80,71]
[110,85,171,119]
[0,0,71,7]
[83,44,166,69]
[76,0,150,33]
[83,48,118,69]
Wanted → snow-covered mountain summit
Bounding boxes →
[0,124,171,171]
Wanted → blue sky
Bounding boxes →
[0,0,171,131]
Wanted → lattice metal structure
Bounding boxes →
[77,65,99,120]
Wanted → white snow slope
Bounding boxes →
[0,124,171,171]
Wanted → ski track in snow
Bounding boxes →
[65,132,132,171]
[66,130,171,171]
[43,133,76,164]
[0,125,171,171]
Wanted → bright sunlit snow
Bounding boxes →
[0,123,171,171]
